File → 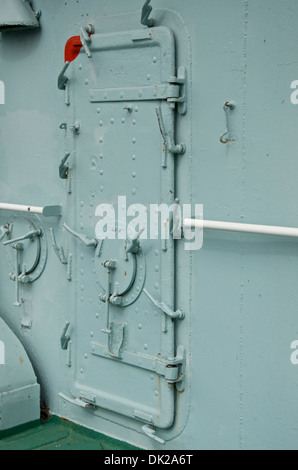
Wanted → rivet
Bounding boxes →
[80,223,84,229]
[144,344,148,351]
[80,253,84,260]
[132,138,136,144]
[80,368,84,374]
[80,201,84,207]
[100,185,104,192]
[138,324,142,330]
[99,121,103,127]
[80,285,85,291]
[100,170,104,175]
[110,118,114,124]
[79,64,83,70]
[99,137,103,143]
[84,353,88,359]
[132,172,136,178]
[132,119,136,125]
[135,106,139,112]
[155,391,159,397]
[80,269,84,275]
[155,283,159,289]
[155,265,159,272]
[97,107,101,113]
[122,118,126,124]
[90,331,94,337]
[155,249,159,256]
[147,74,151,80]
[153,56,157,63]
[85,79,89,85]
[100,153,104,159]
[80,296,84,302]
[132,154,136,160]
[132,188,136,195]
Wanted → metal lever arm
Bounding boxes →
[0,224,11,242]
[126,227,145,254]
[63,223,97,247]
[80,25,94,58]
[59,153,70,180]
[3,229,41,246]
[141,0,154,27]
[58,62,70,90]
[156,107,186,156]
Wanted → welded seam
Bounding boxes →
[239,0,249,451]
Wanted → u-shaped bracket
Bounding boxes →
[220,101,236,144]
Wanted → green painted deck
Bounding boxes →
[0,417,141,450]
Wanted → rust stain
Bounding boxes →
[19,357,24,364]
[41,401,52,422]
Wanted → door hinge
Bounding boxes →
[165,346,186,392]
[167,66,187,115]
[88,66,187,115]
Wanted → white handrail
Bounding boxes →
[183,218,298,238]
[0,203,61,217]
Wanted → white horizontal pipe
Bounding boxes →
[183,218,298,238]
[0,203,61,217]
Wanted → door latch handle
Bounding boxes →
[156,106,185,168]
[3,229,42,246]
[142,425,165,445]
[59,152,70,180]
[63,223,97,247]
[126,227,145,254]
[60,322,71,350]
[0,224,11,242]
[141,0,154,27]
[80,24,94,58]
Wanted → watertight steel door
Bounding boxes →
[62,26,185,432]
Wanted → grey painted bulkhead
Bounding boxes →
[0,0,298,450]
